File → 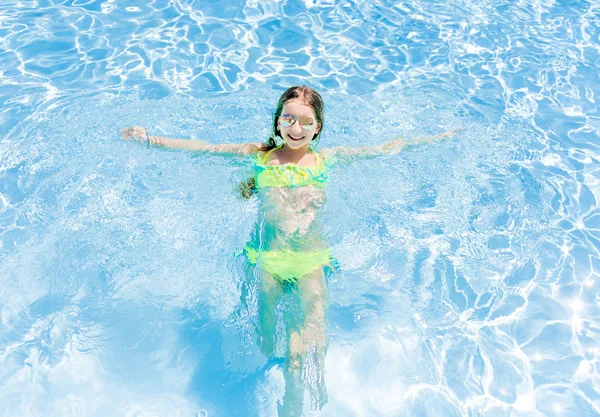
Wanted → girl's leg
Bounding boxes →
[257,270,283,358]
[281,269,328,415]
[295,268,328,354]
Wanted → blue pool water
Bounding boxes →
[1,1,600,416]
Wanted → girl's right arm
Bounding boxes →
[121,126,263,156]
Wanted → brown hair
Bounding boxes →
[239,86,325,198]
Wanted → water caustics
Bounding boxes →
[1,0,600,416]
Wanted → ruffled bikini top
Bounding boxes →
[254,146,329,189]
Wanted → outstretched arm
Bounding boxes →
[121,126,262,157]
[321,129,461,160]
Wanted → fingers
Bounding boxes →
[434,128,463,140]
[444,128,464,136]
[120,126,148,141]
[120,127,136,140]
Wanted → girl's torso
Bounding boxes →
[251,146,329,251]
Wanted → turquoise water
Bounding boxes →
[1,1,600,416]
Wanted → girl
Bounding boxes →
[121,86,455,416]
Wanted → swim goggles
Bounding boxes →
[279,114,316,131]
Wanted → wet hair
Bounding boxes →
[239,86,325,199]
[238,176,256,199]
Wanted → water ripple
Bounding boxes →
[1,0,600,416]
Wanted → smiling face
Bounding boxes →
[277,100,321,151]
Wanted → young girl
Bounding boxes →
[121,86,455,416]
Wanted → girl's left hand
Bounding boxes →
[121,126,149,142]
[423,128,463,144]
[436,128,463,139]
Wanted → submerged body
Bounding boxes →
[245,145,332,414]
[246,146,332,282]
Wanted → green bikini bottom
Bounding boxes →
[244,246,333,282]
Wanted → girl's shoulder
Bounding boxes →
[248,142,266,154]
[315,148,338,167]
[253,145,277,166]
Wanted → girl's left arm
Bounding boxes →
[321,129,460,160]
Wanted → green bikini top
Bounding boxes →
[254,146,329,189]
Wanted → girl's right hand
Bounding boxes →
[121,126,149,142]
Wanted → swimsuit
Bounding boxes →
[244,146,334,282]
[253,146,328,189]
[244,247,332,282]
